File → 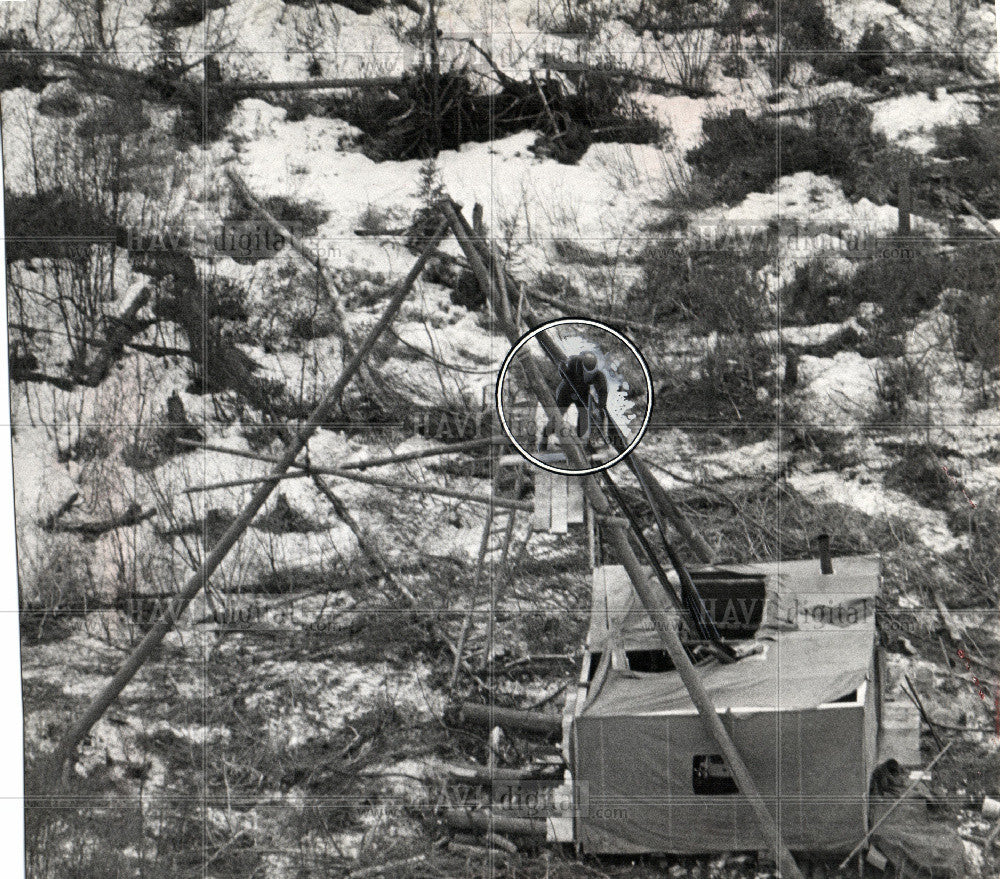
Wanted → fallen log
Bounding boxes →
[527,286,659,334]
[442,809,546,839]
[486,832,519,854]
[8,321,189,360]
[449,702,562,737]
[223,75,405,95]
[10,370,78,391]
[39,492,79,531]
[448,831,519,855]
[346,854,427,878]
[442,762,563,783]
[44,502,156,538]
[81,283,153,386]
[353,227,410,237]
[448,840,513,859]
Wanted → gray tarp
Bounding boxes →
[584,628,874,714]
[574,698,873,853]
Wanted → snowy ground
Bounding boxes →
[5,0,1000,875]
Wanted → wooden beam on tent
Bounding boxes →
[45,217,451,785]
[442,200,805,879]
[442,809,546,840]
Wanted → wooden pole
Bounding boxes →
[178,434,500,473]
[960,196,1000,240]
[897,162,911,235]
[631,458,715,564]
[181,459,627,526]
[46,219,450,781]
[449,468,496,691]
[443,202,805,879]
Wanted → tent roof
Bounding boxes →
[581,555,879,715]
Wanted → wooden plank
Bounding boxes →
[879,701,922,767]
[567,476,584,524]
[588,568,610,649]
[533,470,551,530]
[550,474,568,534]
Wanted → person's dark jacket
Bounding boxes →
[555,354,608,411]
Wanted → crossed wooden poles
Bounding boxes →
[44,199,806,879]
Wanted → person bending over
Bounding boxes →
[539,350,608,450]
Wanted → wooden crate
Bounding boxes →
[533,471,585,533]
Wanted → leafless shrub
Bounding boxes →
[19,534,95,642]
[653,26,718,91]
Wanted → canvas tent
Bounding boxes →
[561,556,882,855]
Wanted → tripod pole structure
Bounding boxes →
[47,219,450,783]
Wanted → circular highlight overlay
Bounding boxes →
[495,318,653,475]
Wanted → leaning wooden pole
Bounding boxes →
[442,201,804,879]
[449,200,713,564]
[46,219,450,782]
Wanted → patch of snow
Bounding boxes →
[870,89,979,150]
[691,171,945,264]
[764,319,866,348]
[243,659,437,748]
[789,470,960,553]
[827,0,928,47]
[797,350,879,422]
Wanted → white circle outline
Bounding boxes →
[495,318,654,476]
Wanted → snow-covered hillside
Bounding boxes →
[4,0,999,875]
